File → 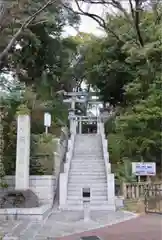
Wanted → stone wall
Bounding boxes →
[0,175,56,205]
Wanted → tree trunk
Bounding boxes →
[0,106,5,185]
[0,0,7,27]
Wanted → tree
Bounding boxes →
[74,3,162,173]
[0,0,81,179]
[0,0,80,69]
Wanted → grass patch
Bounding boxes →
[123,199,145,213]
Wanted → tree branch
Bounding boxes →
[0,0,57,64]
[78,0,133,23]
[134,0,144,46]
[150,0,162,24]
[63,0,122,42]
[129,0,144,47]
[74,0,107,29]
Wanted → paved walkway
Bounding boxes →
[35,210,137,239]
[1,210,161,239]
[56,214,162,240]
[1,210,137,239]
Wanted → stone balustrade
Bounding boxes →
[98,121,115,208]
[59,132,75,208]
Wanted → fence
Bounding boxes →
[145,187,162,214]
[120,182,162,200]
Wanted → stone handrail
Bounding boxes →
[99,122,111,198]
[59,124,76,208]
[99,121,116,208]
[99,122,111,172]
[53,127,69,201]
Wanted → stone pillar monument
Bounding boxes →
[0,105,39,208]
[15,114,30,190]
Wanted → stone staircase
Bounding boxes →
[65,134,115,210]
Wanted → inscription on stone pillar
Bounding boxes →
[15,115,30,190]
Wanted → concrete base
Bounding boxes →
[59,204,116,211]
[115,196,124,209]
[0,204,52,220]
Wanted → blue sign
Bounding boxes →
[132,162,156,176]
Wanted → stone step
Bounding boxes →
[73,154,102,157]
[71,164,105,168]
[75,140,101,142]
[73,151,102,154]
[75,140,101,143]
[67,195,107,200]
[75,137,100,139]
[71,164,105,167]
[68,179,106,185]
[68,192,107,198]
[66,199,109,205]
[68,188,107,194]
[75,147,101,149]
[69,175,106,180]
[70,168,105,173]
[70,172,106,177]
[69,174,106,178]
[72,158,104,161]
[71,162,105,166]
[72,160,103,163]
[70,167,105,172]
[71,166,105,170]
[71,162,104,165]
[70,170,105,174]
[72,156,103,159]
[68,182,107,188]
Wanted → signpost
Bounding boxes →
[132,162,156,182]
[82,187,91,222]
[44,112,51,134]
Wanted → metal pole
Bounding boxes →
[83,201,90,222]
[79,116,82,134]
[45,126,48,134]
[71,97,75,110]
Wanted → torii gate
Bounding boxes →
[63,91,87,134]
[63,91,88,110]
[63,91,102,134]
[63,91,100,110]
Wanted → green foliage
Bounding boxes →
[1,1,162,179]
[78,7,162,174]
[108,133,126,165]
[0,1,80,178]
[31,133,55,155]
[104,116,116,134]
[16,104,30,115]
[30,133,57,175]
[115,159,136,183]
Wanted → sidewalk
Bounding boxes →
[56,214,162,240]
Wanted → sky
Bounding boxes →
[64,1,129,37]
[64,2,106,36]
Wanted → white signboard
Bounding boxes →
[132,162,156,176]
[44,112,51,127]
